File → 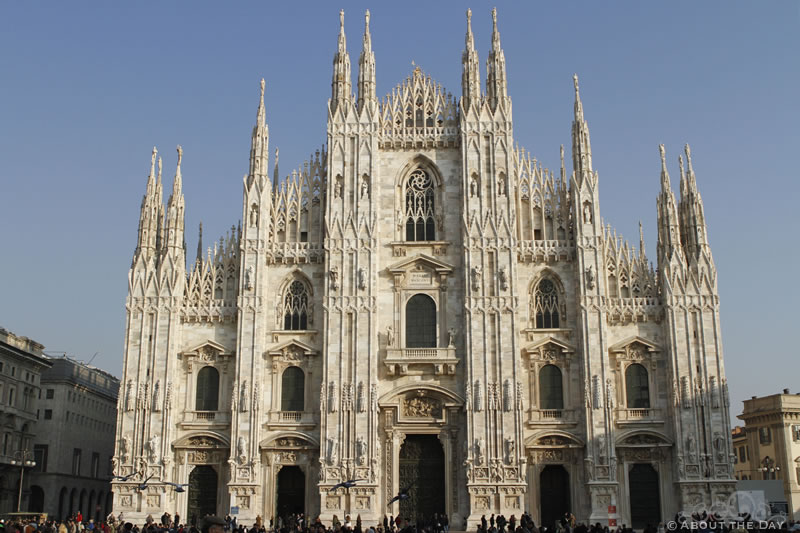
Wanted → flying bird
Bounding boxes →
[164,482,189,493]
[328,479,366,492]
[111,472,139,482]
[387,484,414,506]
[137,474,154,491]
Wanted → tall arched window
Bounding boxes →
[534,278,561,328]
[405,169,435,241]
[283,280,310,330]
[625,363,650,409]
[195,366,220,411]
[281,367,305,412]
[539,364,564,410]
[406,294,436,348]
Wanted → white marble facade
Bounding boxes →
[112,9,736,529]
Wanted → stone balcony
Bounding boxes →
[384,346,458,376]
[614,407,665,426]
[264,410,316,430]
[180,410,231,429]
[526,407,579,427]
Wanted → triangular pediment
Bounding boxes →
[267,339,317,357]
[181,339,233,357]
[608,336,660,354]
[523,336,575,355]
[387,253,454,275]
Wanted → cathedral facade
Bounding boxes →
[112,9,736,529]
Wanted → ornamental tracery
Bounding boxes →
[404,169,436,241]
[280,278,313,330]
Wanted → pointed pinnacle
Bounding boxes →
[491,7,500,49]
[362,10,372,50]
[338,9,346,50]
[465,8,475,50]
[149,147,158,177]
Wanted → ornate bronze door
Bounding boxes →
[398,435,445,523]
[187,465,218,524]
[629,463,660,529]
[277,465,305,518]
[540,465,570,530]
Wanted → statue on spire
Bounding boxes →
[177,145,183,168]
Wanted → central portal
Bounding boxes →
[187,465,218,524]
[398,434,445,523]
[277,465,305,519]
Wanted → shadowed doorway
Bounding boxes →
[188,465,218,524]
[540,465,570,530]
[629,463,660,529]
[398,434,445,523]
[276,465,305,519]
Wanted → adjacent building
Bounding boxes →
[27,356,120,520]
[0,328,52,514]
[734,390,800,519]
[112,9,736,529]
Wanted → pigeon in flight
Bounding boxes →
[164,482,189,493]
[137,474,154,491]
[328,479,366,492]
[111,471,140,482]
[387,483,414,506]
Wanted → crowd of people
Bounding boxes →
[0,510,796,533]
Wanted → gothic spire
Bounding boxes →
[135,147,165,261]
[486,7,508,112]
[571,74,593,187]
[249,78,269,187]
[461,8,481,111]
[196,222,203,264]
[165,145,185,253]
[656,144,683,264]
[331,9,352,115]
[679,143,710,261]
[272,147,280,193]
[357,9,376,112]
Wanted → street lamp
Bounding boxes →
[10,449,36,512]
[760,455,781,480]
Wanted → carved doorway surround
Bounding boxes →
[380,386,463,525]
[525,433,584,526]
[173,434,231,520]
[260,433,319,522]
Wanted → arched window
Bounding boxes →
[195,366,219,411]
[539,364,564,410]
[283,280,310,330]
[406,294,436,348]
[404,169,435,241]
[625,363,650,409]
[534,278,561,328]
[281,367,305,412]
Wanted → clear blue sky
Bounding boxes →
[1,2,797,424]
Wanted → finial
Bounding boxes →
[684,143,694,171]
[157,156,162,180]
[151,146,158,167]
[340,9,345,30]
[260,78,265,99]
[659,143,666,168]
[560,144,565,163]
[177,145,183,168]
[573,74,580,95]
[365,9,370,29]
[639,220,644,243]
[467,8,472,25]
[275,147,279,166]
[492,7,498,31]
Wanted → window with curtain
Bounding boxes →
[625,363,650,408]
[281,367,305,412]
[539,364,564,410]
[195,366,220,411]
[406,294,437,348]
